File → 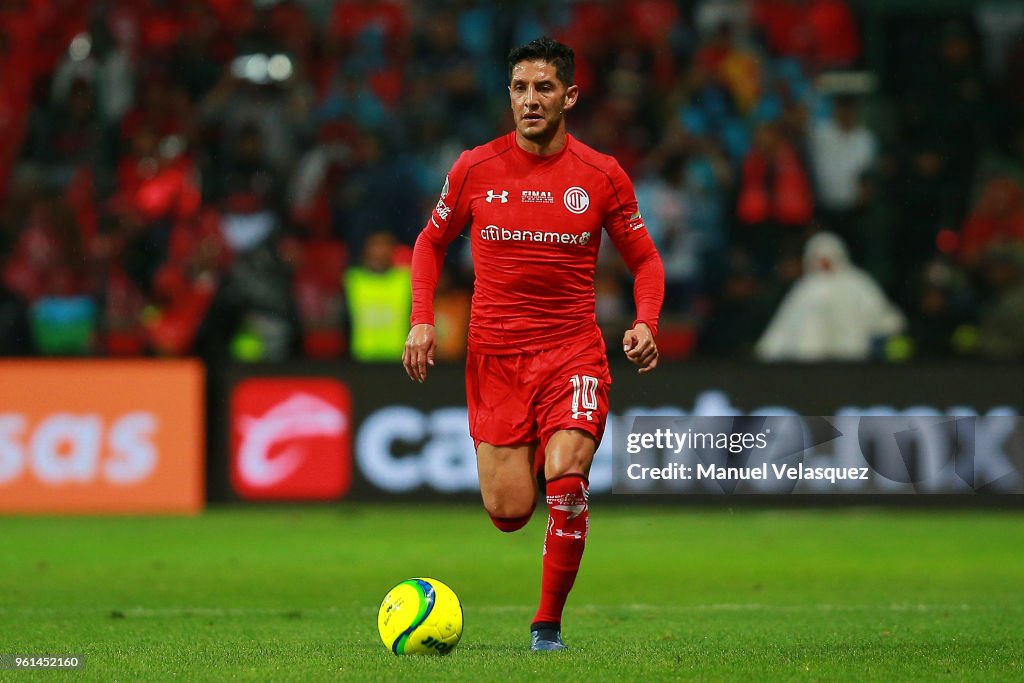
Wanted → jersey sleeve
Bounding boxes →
[602,162,665,336]
[410,152,474,326]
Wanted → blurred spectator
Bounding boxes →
[624,0,685,92]
[209,120,283,212]
[974,2,1024,76]
[975,246,1024,358]
[408,12,482,140]
[29,267,97,356]
[166,1,224,102]
[98,262,149,356]
[292,237,346,358]
[694,22,761,115]
[288,120,355,238]
[327,0,408,106]
[114,123,199,225]
[586,97,647,179]
[635,154,708,310]
[113,125,201,293]
[315,63,391,130]
[756,232,905,361]
[808,93,877,263]
[904,259,976,358]
[736,121,814,271]
[22,78,101,186]
[344,231,410,363]
[695,0,752,42]
[195,217,302,363]
[3,195,90,304]
[675,60,747,165]
[958,177,1024,266]
[200,57,312,172]
[700,246,778,356]
[142,261,216,357]
[892,21,989,275]
[219,188,277,258]
[928,22,989,214]
[51,18,134,127]
[119,80,194,150]
[329,0,409,57]
[753,0,861,71]
[334,131,419,252]
[679,138,731,287]
[0,232,34,355]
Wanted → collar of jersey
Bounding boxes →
[510,131,573,165]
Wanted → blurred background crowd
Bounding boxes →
[1,0,1023,363]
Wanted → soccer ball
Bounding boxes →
[377,577,463,655]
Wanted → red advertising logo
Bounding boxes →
[230,378,351,500]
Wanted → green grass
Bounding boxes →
[1,505,1022,681]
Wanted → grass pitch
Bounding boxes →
[1,505,1022,682]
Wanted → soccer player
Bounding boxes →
[402,37,664,651]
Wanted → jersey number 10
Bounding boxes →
[569,374,599,421]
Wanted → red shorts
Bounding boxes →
[465,330,611,452]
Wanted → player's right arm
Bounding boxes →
[403,153,473,382]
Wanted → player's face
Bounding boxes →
[509,60,578,142]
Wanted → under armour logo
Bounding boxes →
[553,528,583,539]
[485,190,509,203]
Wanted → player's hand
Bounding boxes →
[623,322,658,374]
[403,323,437,383]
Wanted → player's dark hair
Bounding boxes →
[508,37,575,87]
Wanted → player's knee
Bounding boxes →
[544,431,596,479]
[484,498,535,532]
[488,511,532,533]
[546,455,588,479]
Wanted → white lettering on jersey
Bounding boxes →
[479,225,591,245]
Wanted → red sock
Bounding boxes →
[533,473,589,626]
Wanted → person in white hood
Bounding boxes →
[756,232,905,361]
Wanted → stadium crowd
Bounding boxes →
[1,0,1023,361]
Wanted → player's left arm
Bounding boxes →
[404,154,473,382]
[603,164,665,374]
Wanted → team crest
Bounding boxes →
[563,186,590,214]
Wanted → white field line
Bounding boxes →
[0,603,1003,618]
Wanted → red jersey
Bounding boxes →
[411,132,664,354]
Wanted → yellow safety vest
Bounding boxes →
[344,266,411,362]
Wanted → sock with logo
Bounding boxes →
[532,473,589,626]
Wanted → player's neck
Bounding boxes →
[515,127,568,157]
